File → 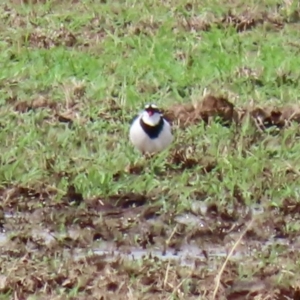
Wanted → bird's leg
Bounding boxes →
[143,152,155,160]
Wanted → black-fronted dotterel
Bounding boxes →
[129,104,173,154]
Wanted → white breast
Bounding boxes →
[129,117,173,154]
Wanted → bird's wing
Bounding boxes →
[163,118,172,130]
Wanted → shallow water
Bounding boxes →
[0,204,290,269]
[0,226,289,269]
[0,232,7,245]
[97,245,245,266]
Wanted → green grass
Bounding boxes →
[1,0,300,298]
[1,0,300,194]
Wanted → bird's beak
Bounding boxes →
[147,111,153,116]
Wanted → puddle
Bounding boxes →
[0,205,292,269]
[0,226,290,269]
[174,213,207,227]
[0,232,7,245]
[75,242,245,270]
[0,223,252,269]
[174,203,265,228]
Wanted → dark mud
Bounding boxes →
[164,94,300,131]
[1,176,300,298]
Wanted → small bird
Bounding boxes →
[129,104,173,154]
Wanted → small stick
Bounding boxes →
[212,218,254,300]
[163,260,171,288]
[166,224,178,246]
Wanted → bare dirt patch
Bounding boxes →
[164,94,300,132]
[9,0,48,4]
[5,80,91,125]
[177,8,285,34]
[26,27,77,49]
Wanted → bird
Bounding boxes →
[129,104,173,154]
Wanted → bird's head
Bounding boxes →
[141,104,162,126]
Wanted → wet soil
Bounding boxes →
[1,184,300,299]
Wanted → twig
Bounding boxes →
[212,218,254,300]
[167,277,187,300]
[166,224,178,246]
[163,260,171,288]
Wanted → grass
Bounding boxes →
[1,0,300,299]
